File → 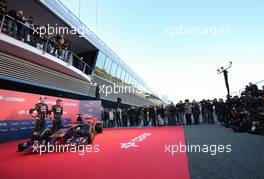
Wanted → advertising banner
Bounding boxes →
[0,89,102,142]
[0,89,79,120]
[79,100,102,121]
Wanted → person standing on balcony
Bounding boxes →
[62,40,69,62]
[0,0,7,30]
[21,16,34,44]
[7,9,24,38]
[52,35,61,57]
[56,35,69,62]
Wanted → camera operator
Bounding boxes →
[245,82,259,97]
[229,105,250,132]
[245,94,264,134]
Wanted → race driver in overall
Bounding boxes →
[29,96,49,131]
[50,99,63,131]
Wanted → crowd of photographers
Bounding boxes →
[226,83,264,134]
[102,83,264,135]
[102,100,216,128]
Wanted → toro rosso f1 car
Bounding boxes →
[17,128,52,152]
[18,114,103,152]
[49,114,103,146]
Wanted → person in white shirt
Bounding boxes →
[109,109,114,127]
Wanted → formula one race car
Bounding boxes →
[17,114,103,152]
[49,114,103,146]
[17,128,53,152]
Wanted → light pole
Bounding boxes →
[217,61,233,99]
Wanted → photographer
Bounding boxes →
[213,98,220,122]
[200,99,208,123]
[244,82,260,97]
[176,101,185,125]
[217,99,226,124]
[206,100,214,124]
[184,99,192,125]
[192,100,200,124]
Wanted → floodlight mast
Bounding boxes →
[217,61,233,99]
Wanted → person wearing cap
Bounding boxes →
[50,99,63,131]
[29,96,49,131]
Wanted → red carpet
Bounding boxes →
[0,126,190,179]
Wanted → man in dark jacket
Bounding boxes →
[206,100,214,124]
[149,106,156,126]
[192,100,200,124]
[217,99,226,124]
[200,99,207,123]
[176,101,185,125]
[121,109,128,127]
[143,106,148,126]
[30,96,49,131]
[7,9,25,37]
[50,99,63,131]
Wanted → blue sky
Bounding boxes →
[60,0,264,102]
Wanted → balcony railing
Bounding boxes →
[0,13,94,78]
